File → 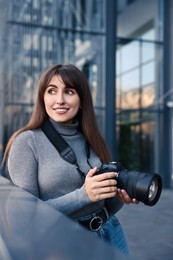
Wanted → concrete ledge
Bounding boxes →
[0,176,125,260]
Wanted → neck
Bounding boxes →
[48,118,79,136]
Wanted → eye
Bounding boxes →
[47,88,56,94]
[65,89,75,95]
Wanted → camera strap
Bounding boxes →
[42,119,78,165]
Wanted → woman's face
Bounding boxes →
[44,75,81,124]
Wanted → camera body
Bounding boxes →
[97,161,162,206]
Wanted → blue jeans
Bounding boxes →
[96,215,129,255]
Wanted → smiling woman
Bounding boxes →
[3,64,139,256]
[44,75,81,124]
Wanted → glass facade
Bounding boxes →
[1,0,106,142]
[0,0,172,188]
[116,0,163,174]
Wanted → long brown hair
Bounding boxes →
[3,64,111,164]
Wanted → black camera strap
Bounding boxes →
[42,119,78,165]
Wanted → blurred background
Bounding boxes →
[0,0,172,190]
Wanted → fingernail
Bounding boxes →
[114,172,118,177]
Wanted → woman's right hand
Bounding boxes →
[84,167,118,202]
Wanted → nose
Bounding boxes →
[56,92,65,105]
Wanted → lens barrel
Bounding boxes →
[117,170,162,206]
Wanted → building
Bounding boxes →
[0,0,172,188]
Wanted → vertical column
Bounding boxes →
[0,62,4,174]
[105,0,117,160]
[162,0,172,188]
[0,1,7,174]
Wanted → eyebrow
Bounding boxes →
[48,83,75,89]
[47,84,58,88]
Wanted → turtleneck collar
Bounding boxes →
[49,118,79,136]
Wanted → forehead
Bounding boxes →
[48,75,64,86]
[48,74,77,91]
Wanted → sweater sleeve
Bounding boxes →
[45,185,91,215]
[8,132,92,216]
[8,132,40,197]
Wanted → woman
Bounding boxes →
[4,64,138,255]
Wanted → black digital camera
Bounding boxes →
[97,162,162,206]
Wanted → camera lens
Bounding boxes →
[97,162,162,206]
[148,178,159,202]
[117,171,162,206]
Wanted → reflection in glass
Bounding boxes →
[116,27,161,172]
[142,62,155,86]
[121,41,140,72]
[0,0,106,142]
[142,42,155,63]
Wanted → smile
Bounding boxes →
[53,108,69,113]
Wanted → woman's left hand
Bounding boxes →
[117,189,139,205]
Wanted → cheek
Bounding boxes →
[44,95,52,107]
[43,96,52,115]
[68,96,80,110]
[75,97,81,109]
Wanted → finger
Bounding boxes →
[120,189,131,200]
[117,189,132,204]
[92,191,117,201]
[118,189,140,204]
[86,167,98,177]
[94,178,117,188]
[132,198,140,204]
[94,186,118,195]
[117,189,125,200]
[94,172,118,182]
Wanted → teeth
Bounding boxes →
[55,108,68,112]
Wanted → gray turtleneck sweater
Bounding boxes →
[8,119,123,219]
